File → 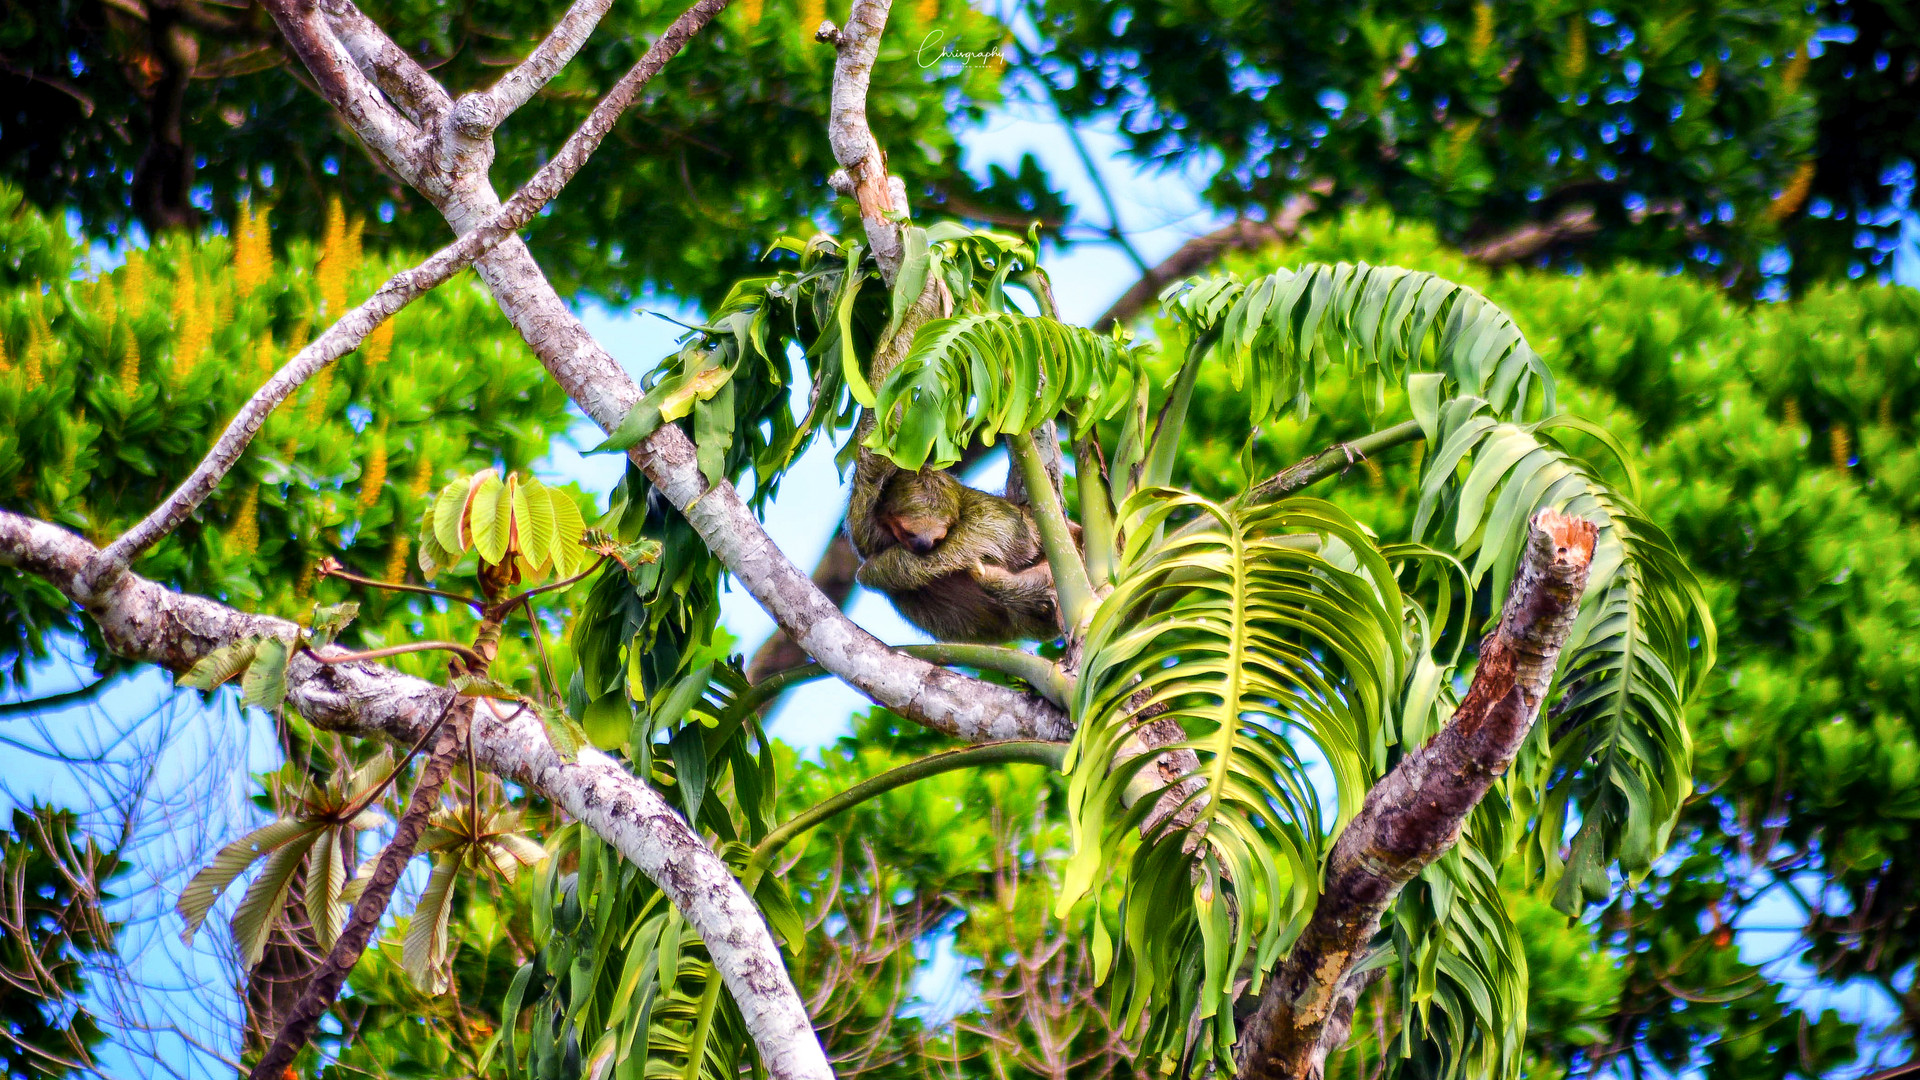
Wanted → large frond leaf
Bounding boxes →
[866,312,1139,469]
[1415,409,1713,914]
[403,851,461,994]
[1165,263,1556,426]
[1061,491,1408,1072]
[176,817,320,940]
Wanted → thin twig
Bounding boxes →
[319,558,486,612]
[303,641,488,669]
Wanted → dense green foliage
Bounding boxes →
[1176,207,1920,1072]
[0,0,1040,304]
[1030,0,1919,290]
[0,184,583,689]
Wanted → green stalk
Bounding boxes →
[1240,419,1425,507]
[1141,328,1219,491]
[1009,431,1097,631]
[1073,431,1118,586]
[742,741,1066,891]
[682,965,724,1080]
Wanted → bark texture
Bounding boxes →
[1233,510,1598,1080]
[0,511,835,1080]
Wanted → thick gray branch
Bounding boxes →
[316,0,451,128]
[1234,510,1599,1080]
[0,510,833,1080]
[821,0,904,279]
[473,0,618,125]
[263,0,424,181]
[90,0,731,601]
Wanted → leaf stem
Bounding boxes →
[304,640,488,669]
[1073,432,1118,586]
[1009,430,1096,631]
[1241,419,1426,506]
[683,964,725,1080]
[488,556,609,620]
[318,561,486,613]
[743,741,1066,890]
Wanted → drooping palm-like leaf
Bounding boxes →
[1413,405,1713,915]
[1059,491,1408,1071]
[1164,262,1557,427]
[1387,822,1527,1080]
[864,312,1140,470]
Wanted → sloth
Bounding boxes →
[847,465,1060,643]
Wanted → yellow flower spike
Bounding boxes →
[119,331,141,397]
[359,423,389,510]
[171,263,212,378]
[385,534,412,584]
[317,197,360,320]
[1766,162,1815,224]
[0,332,12,376]
[1782,397,1800,427]
[1560,16,1587,84]
[741,0,764,27]
[122,251,148,316]
[1782,46,1809,93]
[23,313,49,390]
[1468,2,1495,67]
[1698,62,1718,98]
[1830,426,1851,471]
[799,0,824,35]
[915,0,936,24]
[407,453,436,498]
[234,200,273,298]
[364,318,395,368]
[231,485,261,557]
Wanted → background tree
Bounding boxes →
[1029,0,1919,292]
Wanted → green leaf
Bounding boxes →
[307,826,347,952]
[452,674,522,700]
[866,312,1138,470]
[306,602,359,648]
[177,639,259,690]
[693,378,736,488]
[241,636,290,710]
[540,702,586,762]
[520,478,558,576]
[471,471,510,565]
[229,825,324,967]
[404,851,461,993]
[670,723,708,824]
[177,817,320,940]
[432,476,469,554]
[548,490,588,577]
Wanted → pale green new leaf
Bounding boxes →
[471,472,510,565]
[404,851,461,994]
[177,817,320,940]
[548,489,587,577]
[519,477,557,575]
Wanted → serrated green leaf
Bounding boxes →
[230,826,324,968]
[307,826,347,952]
[177,817,320,940]
[241,636,290,710]
[471,472,510,565]
[178,639,260,690]
[404,851,461,993]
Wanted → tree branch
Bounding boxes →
[0,509,835,1080]
[820,0,905,279]
[271,0,1071,745]
[247,696,470,1080]
[472,0,619,126]
[1233,510,1599,1080]
[265,0,425,180]
[315,0,451,129]
[90,0,735,600]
